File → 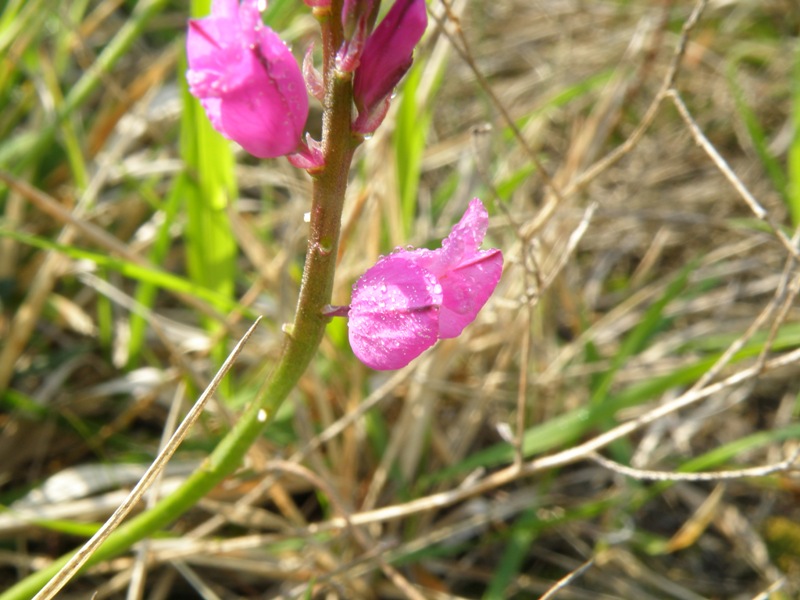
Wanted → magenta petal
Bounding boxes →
[353,0,427,113]
[437,249,503,338]
[186,0,309,159]
[413,198,489,277]
[352,95,391,134]
[348,255,443,370]
[407,199,503,338]
[347,199,502,370]
[210,0,240,18]
[187,19,249,91]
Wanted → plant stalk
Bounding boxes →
[2,5,358,598]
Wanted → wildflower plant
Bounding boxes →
[185,0,502,368]
[6,1,502,596]
[4,1,799,598]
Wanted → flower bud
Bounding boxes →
[352,0,427,133]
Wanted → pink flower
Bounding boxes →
[352,0,427,133]
[186,0,308,159]
[348,199,503,370]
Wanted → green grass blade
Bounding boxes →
[589,263,694,408]
[395,63,432,238]
[677,422,800,474]
[504,69,614,141]
[424,321,799,485]
[588,262,694,461]
[482,508,540,600]
[0,228,250,316]
[178,27,238,373]
[727,59,789,208]
[127,181,185,366]
[0,0,171,170]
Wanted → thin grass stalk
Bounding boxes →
[0,0,171,170]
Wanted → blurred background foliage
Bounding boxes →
[1,0,800,598]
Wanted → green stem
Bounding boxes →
[2,7,358,600]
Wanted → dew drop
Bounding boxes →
[380,284,388,294]
[433,284,443,295]
[363,133,373,140]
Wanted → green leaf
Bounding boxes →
[0,228,249,316]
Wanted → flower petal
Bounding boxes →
[353,0,427,114]
[347,199,502,370]
[411,198,489,277]
[348,255,443,370]
[186,0,308,159]
[437,249,503,338]
[406,199,503,338]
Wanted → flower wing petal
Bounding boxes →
[348,255,443,370]
[406,199,502,338]
[437,249,503,338]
